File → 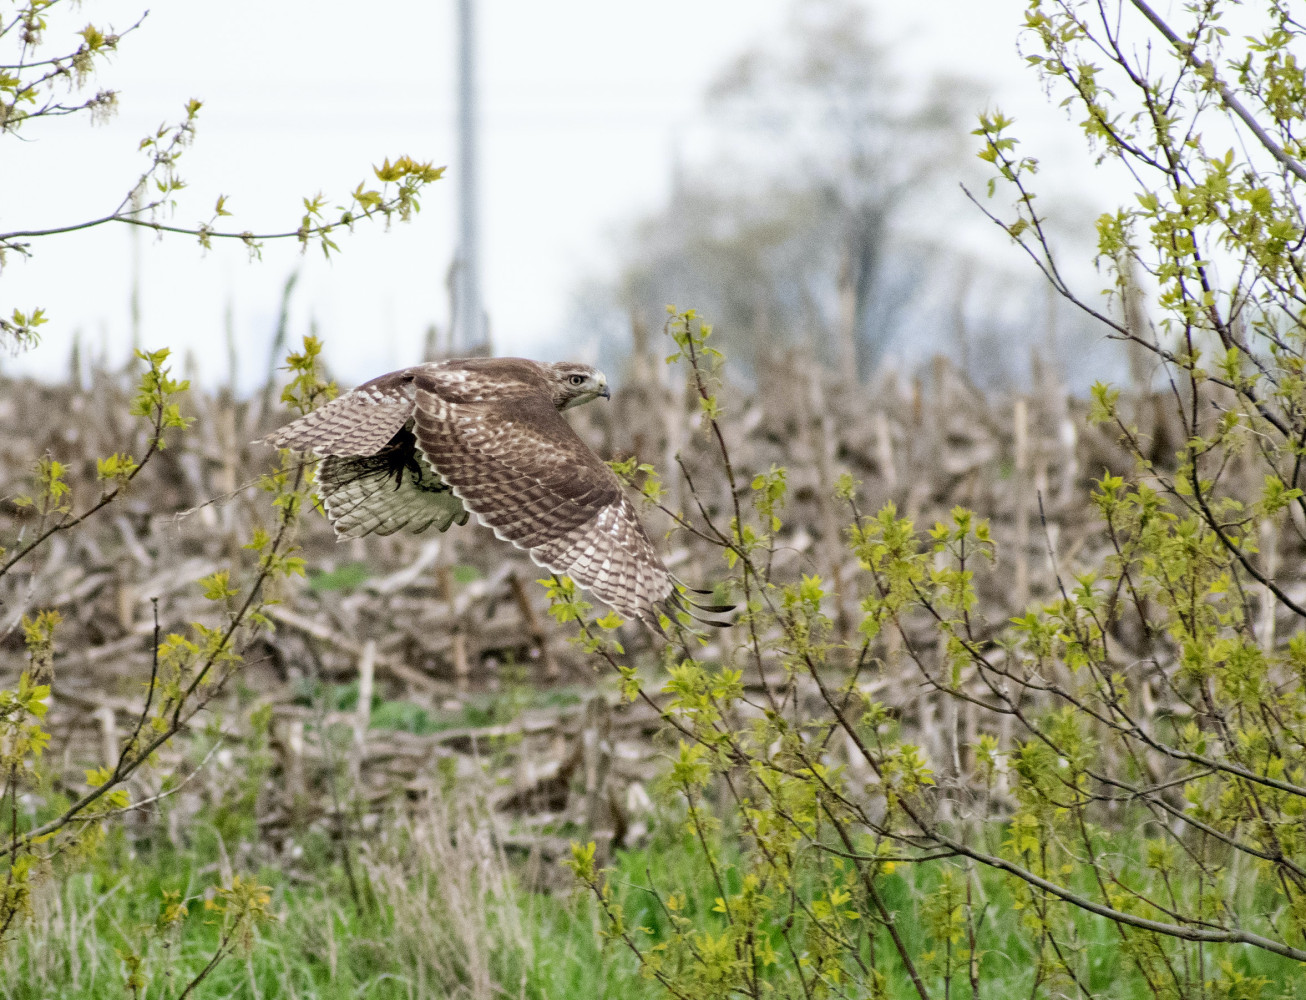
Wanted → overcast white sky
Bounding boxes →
[4,0,1095,389]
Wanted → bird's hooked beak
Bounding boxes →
[599,379,610,400]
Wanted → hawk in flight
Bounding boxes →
[265,358,724,629]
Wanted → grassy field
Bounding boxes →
[5,797,1302,1000]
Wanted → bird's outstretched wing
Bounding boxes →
[411,367,674,624]
[318,428,469,538]
[263,368,469,540]
[263,371,417,456]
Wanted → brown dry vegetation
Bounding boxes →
[0,338,1266,865]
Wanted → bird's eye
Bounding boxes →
[569,374,585,386]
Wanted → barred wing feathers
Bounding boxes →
[263,369,469,540]
[411,369,673,623]
[263,372,417,457]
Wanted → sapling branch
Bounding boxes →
[0,388,163,583]
[1126,0,1306,185]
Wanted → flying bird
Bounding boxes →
[264,357,726,629]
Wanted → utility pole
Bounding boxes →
[452,0,485,352]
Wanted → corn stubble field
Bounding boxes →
[0,333,1301,999]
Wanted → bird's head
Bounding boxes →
[544,362,611,410]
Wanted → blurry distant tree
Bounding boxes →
[609,0,972,378]
[0,0,442,352]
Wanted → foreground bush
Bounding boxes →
[560,2,1306,993]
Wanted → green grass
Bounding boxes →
[4,806,1303,999]
[306,562,372,594]
[2,812,653,1000]
[292,680,584,737]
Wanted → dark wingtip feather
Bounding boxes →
[653,592,735,633]
[687,601,736,614]
[670,574,721,596]
[668,591,736,615]
[668,575,734,614]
